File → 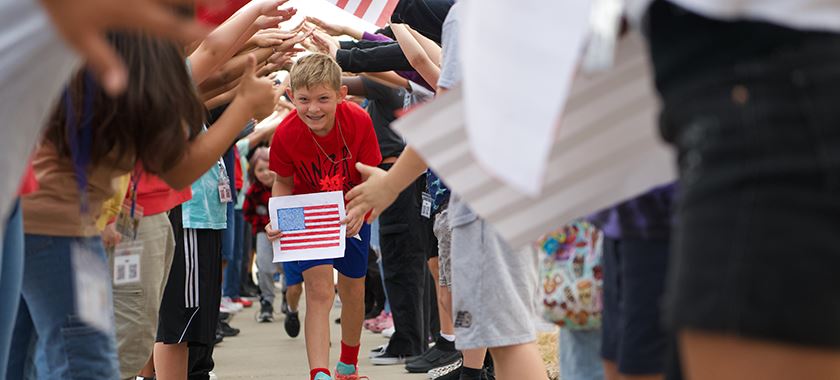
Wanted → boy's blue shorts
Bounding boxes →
[289,223,371,284]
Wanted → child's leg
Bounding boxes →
[489,342,548,380]
[153,342,188,380]
[337,273,366,347]
[302,264,336,370]
[255,232,276,304]
[287,284,303,311]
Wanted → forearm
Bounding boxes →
[191,5,262,83]
[384,146,428,193]
[361,72,410,90]
[272,177,294,197]
[204,85,238,109]
[159,96,254,189]
[408,27,441,66]
[392,25,440,85]
[199,47,273,96]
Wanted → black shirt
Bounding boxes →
[361,77,405,158]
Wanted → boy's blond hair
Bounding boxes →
[289,53,342,91]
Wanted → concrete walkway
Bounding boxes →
[212,298,428,380]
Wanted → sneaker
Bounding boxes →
[369,344,388,359]
[218,311,232,323]
[208,371,217,380]
[370,351,415,365]
[427,358,462,380]
[335,362,370,380]
[219,321,240,337]
[381,326,395,339]
[313,372,332,380]
[284,311,300,338]
[220,297,243,313]
[257,300,274,323]
[232,297,253,308]
[405,346,462,373]
[368,314,394,334]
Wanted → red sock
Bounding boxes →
[339,341,360,366]
[310,368,330,380]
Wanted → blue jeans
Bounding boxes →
[222,209,243,298]
[7,235,119,380]
[0,201,24,376]
[560,329,604,380]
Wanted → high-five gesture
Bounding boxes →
[238,54,278,120]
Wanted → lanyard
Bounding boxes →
[129,166,142,219]
[64,72,95,215]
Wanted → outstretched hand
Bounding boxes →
[238,54,278,120]
[343,163,399,224]
[38,0,218,95]
[306,16,345,37]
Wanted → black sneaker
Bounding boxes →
[428,358,462,380]
[257,300,274,323]
[405,345,461,373]
[219,321,240,337]
[370,351,416,365]
[284,311,300,338]
[218,311,231,323]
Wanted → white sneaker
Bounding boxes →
[208,370,218,380]
[382,326,395,338]
[369,343,388,358]
[221,297,243,313]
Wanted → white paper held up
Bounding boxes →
[394,33,676,249]
[460,0,592,196]
[269,191,347,263]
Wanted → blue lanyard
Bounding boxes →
[64,72,95,215]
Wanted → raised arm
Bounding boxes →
[190,0,294,84]
[306,16,364,40]
[391,23,440,87]
[361,72,410,90]
[158,55,277,189]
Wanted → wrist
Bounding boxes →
[382,173,402,198]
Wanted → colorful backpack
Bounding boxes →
[536,221,604,330]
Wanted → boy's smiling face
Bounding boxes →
[287,84,349,137]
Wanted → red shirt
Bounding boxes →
[270,102,382,195]
[197,0,250,26]
[243,181,271,234]
[134,171,192,216]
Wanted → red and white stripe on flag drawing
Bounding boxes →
[279,205,342,251]
[328,0,399,27]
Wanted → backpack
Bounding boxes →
[536,221,604,330]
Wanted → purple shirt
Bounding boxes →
[361,32,435,92]
[588,183,676,240]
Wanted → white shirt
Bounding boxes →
[627,0,840,32]
[0,0,80,230]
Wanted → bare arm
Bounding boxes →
[361,72,410,90]
[199,47,274,98]
[345,146,428,222]
[203,83,239,109]
[190,0,292,84]
[391,24,440,87]
[342,76,368,97]
[306,16,364,40]
[158,56,277,189]
[407,26,441,66]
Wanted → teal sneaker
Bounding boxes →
[313,372,333,380]
[335,362,369,380]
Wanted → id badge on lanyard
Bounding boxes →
[218,160,233,203]
[113,169,144,285]
[66,73,114,333]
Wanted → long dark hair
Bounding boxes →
[44,32,205,174]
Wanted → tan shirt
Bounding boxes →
[22,142,133,237]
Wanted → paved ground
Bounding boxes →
[212,296,428,380]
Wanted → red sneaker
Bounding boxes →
[232,298,253,308]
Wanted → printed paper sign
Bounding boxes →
[269,191,347,263]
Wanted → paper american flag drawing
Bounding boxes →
[327,0,399,27]
[278,205,342,251]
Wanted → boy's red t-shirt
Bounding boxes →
[270,101,382,195]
